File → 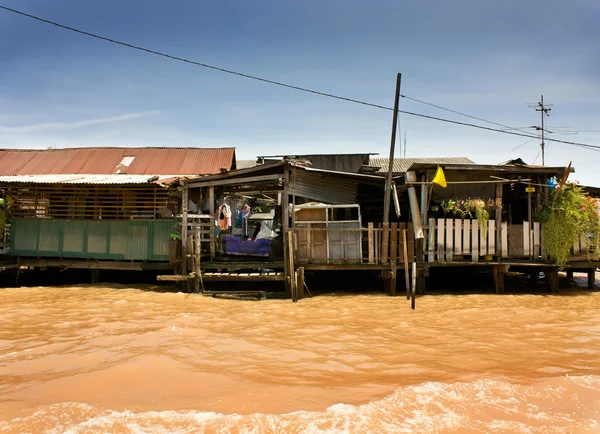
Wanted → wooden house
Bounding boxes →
[0,147,236,272]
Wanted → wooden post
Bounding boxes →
[495,182,502,258]
[389,263,396,296]
[90,269,100,284]
[181,185,189,276]
[402,229,410,299]
[588,269,596,289]
[546,267,559,293]
[492,264,507,294]
[411,261,416,310]
[390,223,398,263]
[368,222,374,264]
[383,73,402,224]
[297,267,305,300]
[283,165,291,297]
[382,222,389,263]
[209,186,215,261]
[527,191,533,259]
[566,269,574,284]
[287,230,295,300]
[194,226,202,293]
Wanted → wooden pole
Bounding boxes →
[283,164,291,297]
[209,186,215,261]
[297,267,305,300]
[527,190,533,259]
[287,229,296,301]
[383,73,402,224]
[194,226,203,293]
[588,269,596,289]
[411,261,416,310]
[402,229,410,299]
[181,184,189,276]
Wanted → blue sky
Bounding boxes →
[1,0,599,184]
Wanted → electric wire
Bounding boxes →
[1,4,599,152]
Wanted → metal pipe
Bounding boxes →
[406,171,424,239]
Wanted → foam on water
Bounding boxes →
[3,376,600,434]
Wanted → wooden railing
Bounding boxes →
[294,222,416,265]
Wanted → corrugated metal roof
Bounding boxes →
[236,159,258,169]
[368,157,475,174]
[0,147,235,176]
[0,174,180,184]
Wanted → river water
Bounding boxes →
[1,276,600,433]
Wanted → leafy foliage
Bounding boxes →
[542,183,600,265]
[441,197,502,234]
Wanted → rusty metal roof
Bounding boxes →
[0,147,235,176]
[0,174,181,185]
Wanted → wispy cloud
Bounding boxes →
[0,111,160,134]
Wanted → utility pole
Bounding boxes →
[383,73,401,224]
[529,95,552,165]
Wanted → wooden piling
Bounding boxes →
[492,265,507,294]
[194,227,202,293]
[402,229,410,299]
[588,269,596,289]
[411,261,416,310]
[546,267,559,293]
[297,267,305,300]
[382,222,389,264]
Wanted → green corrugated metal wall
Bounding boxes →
[10,219,175,261]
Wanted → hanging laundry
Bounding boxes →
[218,203,232,231]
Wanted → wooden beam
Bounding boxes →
[187,174,282,189]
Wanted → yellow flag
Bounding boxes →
[432,166,447,188]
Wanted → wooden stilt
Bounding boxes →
[389,263,397,296]
[287,229,295,300]
[530,270,538,285]
[411,261,416,310]
[566,269,574,283]
[546,267,559,293]
[90,269,100,284]
[402,229,410,299]
[297,267,305,300]
[588,269,596,289]
[492,265,507,294]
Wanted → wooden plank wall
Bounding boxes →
[426,219,504,262]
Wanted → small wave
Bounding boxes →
[3,376,600,434]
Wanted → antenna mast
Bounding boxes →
[529,95,552,165]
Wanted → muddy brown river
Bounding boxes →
[1,275,600,433]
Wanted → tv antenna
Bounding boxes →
[528,95,552,165]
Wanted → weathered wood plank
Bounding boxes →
[454,219,462,256]
[472,220,479,262]
[428,218,436,262]
[368,222,374,264]
[445,219,454,262]
[390,223,398,263]
[437,218,445,262]
[382,222,389,264]
[523,221,530,257]
[488,219,495,256]
[533,222,540,258]
[501,222,509,258]
[463,219,471,254]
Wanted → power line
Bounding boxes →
[1,4,600,152]
[400,94,516,130]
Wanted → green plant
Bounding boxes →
[544,182,600,265]
[441,197,501,234]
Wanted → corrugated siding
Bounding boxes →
[369,157,474,174]
[10,219,174,261]
[0,148,235,176]
[291,170,358,204]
